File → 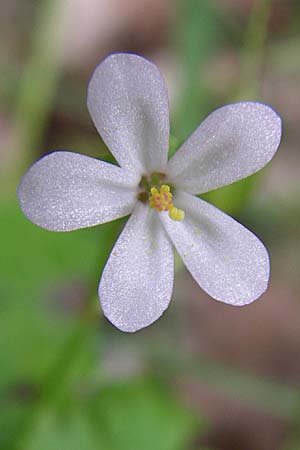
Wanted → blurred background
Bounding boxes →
[1,0,300,449]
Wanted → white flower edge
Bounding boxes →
[18,151,138,231]
[167,101,282,194]
[99,203,174,332]
[87,53,170,178]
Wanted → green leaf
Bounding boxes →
[14,378,198,450]
[88,378,199,450]
[22,408,102,450]
[0,201,119,384]
[0,200,121,448]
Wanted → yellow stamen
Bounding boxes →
[169,206,185,221]
[149,184,184,221]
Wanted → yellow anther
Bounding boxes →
[149,184,173,212]
[148,184,185,221]
[150,187,158,195]
[169,206,185,221]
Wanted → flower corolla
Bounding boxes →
[18,53,282,332]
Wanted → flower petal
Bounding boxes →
[99,203,174,332]
[18,151,138,231]
[167,102,282,194]
[87,53,170,176]
[160,191,269,305]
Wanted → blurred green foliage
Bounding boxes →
[21,379,197,450]
[0,203,198,449]
[1,0,300,449]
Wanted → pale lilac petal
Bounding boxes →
[99,203,174,332]
[167,102,282,194]
[18,151,138,231]
[87,53,170,177]
[160,191,269,305]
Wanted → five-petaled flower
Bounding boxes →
[18,53,282,332]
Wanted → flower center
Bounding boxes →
[149,185,172,212]
[138,174,185,222]
[149,184,185,221]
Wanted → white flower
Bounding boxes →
[18,53,282,332]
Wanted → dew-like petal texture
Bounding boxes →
[161,191,269,305]
[87,53,170,177]
[18,151,138,231]
[167,102,282,194]
[99,203,174,332]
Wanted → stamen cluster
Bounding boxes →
[149,185,184,221]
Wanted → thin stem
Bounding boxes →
[206,0,274,214]
[235,0,273,98]
[6,0,65,194]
